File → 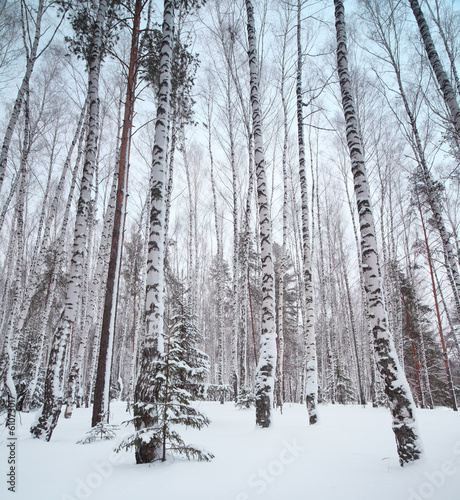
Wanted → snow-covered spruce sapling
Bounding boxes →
[236,387,255,409]
[117,302,213,462]
[77,412,119,443]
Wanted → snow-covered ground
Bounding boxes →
[1,401,459,500]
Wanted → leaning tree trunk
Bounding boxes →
[22,111,87,413]
[30,0,108,442]
[0,0,44,195]
[296,0,318,425]
[334,0,422,465]
[425,0,460,97]
[245,0,277,428]
[134,0,173,464]
[408,0,460,138]
[0,90,29,414]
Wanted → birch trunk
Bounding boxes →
[408,0,460,137]
[0,89,29,411]
[207,101,225,396]
[245,0,277,427]
[30,0,108,441]
[425,0,460,97]
[134,0,173,463]
[334,0,421,465]
[0,0,44,194]
[15,103,87,349]
[226,69,239,402]
[22,109,87,412]
[275,30,289,410]
[296,0,317,424]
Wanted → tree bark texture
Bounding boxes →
[334,0,422,465]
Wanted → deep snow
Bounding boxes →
[1,401,459,500]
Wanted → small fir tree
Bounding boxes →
[117,301,213,462]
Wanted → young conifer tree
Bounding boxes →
[118,295,212,462]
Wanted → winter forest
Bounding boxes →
[1,0,460,498]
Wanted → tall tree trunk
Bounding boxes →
[0,0,44,195]
[418,202,458,411]
[296,0,318,424]
[30,0,108,441]
[22,110,87,412]
[92,0,143,428]
[334,0,421,465]
[408,0,460,137]
[206,99,225,396]
[245,0,277,428]
[134,0,173,463]
[0,87,30,413]
[425,0,460,96]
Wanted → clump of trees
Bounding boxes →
[0,0,459,468]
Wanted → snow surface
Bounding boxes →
[1,401,460,500]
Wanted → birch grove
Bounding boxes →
[0,0,459,470]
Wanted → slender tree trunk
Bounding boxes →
[22,111,87,412]
[276,32,289,411]
[296,0,318,424]
[418,203,458,411]
[409,0,460,137]
[334,0,421,465]
[245,0,277,428]
[425,0,460,97]
[30,0,108,441]
[207,99,225,397]
[0,88,29,413]
[134,0,173,463]
[0,0,44,195]
[92,0,143,428]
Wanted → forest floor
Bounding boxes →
[1,400,459,500]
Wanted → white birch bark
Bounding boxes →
[30,0,108,441]
[134,0,173,463]
[334,0,422,465]
[0,99,29,407]
[207,100,225,394]
[245,0,277,427]
[408,0,460,137]
[275,27,289,410]
[0,0,43,194]
[22,110,87,412]
[225,68,240,402]
[425,0,460,97]
[296,0,318,424]
[14,103,87,351]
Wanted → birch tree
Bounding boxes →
[245,0,277,428]
[30,0,109,441]
[0,0,64,196]
[408,0,460,138]
[334,0,422,465]
[296,0,318,425]
[133,0,174,463]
